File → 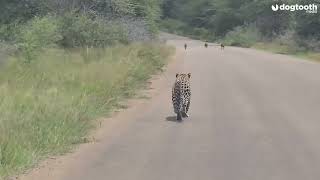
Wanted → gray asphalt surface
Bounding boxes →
[22,37,320,180]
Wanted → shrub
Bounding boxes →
[223,24,262,47]
[160,19,216,41]
[114,17,153,42]
[0,23,20,42]
[18,16,62,62]
[191,28,215,41]
[160,19,189,35]
[59,13,129,48]
[296,37,320,52]
[274,30,305,53]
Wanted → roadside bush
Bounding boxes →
[223,24,262,47]
[115,17,153,42]
[7,13,132,63]
[0,23,20,42]
[160,19,216,41]
[160,19,189,35]
[191,28,215,41]
[296,37,320,52]
[18,16,62,62]
[274,30,305,53]
[0,42,18,65]
[59,13,129,48]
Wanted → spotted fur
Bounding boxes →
[172,73,191,121]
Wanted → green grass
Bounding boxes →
[253,42,295,54]
[0,43,173,179]
[253,42,320,62]
[295,52,320,62]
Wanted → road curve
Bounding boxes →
[21,37,320,180]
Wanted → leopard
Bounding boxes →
[172,73,191,121]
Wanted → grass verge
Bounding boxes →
[252,42,320,62]
[0,43,173,179]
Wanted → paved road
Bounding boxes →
[22,38,320,180]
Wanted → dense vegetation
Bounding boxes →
[161,0,320,54]
[0,0,162,61]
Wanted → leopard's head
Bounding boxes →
[175,73,191,81]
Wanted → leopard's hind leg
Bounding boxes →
[177,111,182,121]
[182,99,190,118]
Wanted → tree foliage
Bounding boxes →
[0,0,162,24]
[0,0,163,61]
[161,0,320,50]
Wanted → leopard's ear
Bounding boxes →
[188,73,191,78]
[176,73,179,78]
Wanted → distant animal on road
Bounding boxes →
[172,73,191,121]
[221,43,225,50]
